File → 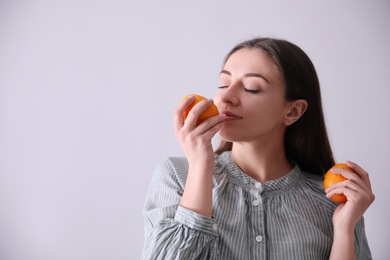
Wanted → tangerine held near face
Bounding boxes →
[181,94,219,125]
[324,163,356,203]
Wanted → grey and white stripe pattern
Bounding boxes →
[142,151,372,259]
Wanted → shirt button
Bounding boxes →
[212,223,218,231]
[252,200,259,206]
[255,182,261,188]
[256,235,263,242]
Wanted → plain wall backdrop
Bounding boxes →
[0,0,389,259]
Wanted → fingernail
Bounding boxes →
[331,168,341,174]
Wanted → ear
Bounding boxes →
[284,99,308,126]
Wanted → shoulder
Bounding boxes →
[297,169,338,210]
[152,157,189,190]
[153,154,225,190]
[299,170,325,191]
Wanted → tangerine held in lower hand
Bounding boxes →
[181,94,219,125]
[324,163,356,203]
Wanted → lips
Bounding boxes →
[221,110,243,120]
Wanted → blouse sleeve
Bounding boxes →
[141,157,219,260]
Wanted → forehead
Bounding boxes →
[223,48,280,77]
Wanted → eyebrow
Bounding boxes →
[220,70,270,84]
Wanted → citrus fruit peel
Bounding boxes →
[181,94,219,125]
[324,163,356,203]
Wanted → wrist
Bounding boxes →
[188,158,215,175]
[333,224,354,245]
[333,220,355,236]
[330,226,355,260]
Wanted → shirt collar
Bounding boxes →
[216,151,301,192]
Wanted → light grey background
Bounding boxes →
[0,1,389,259]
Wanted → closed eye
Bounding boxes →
[244,88,260,94]
[218,85,261,94]
[218,85,229,89]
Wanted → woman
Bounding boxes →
[141,38,375,259]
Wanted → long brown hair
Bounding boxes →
[215,37,335,175]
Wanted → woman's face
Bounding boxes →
[214,48,292,144]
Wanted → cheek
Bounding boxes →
[246,101,282,122]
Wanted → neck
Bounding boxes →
[231,141,292,183]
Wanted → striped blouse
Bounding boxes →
[141,151,372,259]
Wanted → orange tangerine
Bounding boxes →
[181,94,219,125]
[324,163,356,203]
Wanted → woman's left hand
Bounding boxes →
[325,161,375,231]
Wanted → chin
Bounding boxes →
[217,127,242,143]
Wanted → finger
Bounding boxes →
[325,179,360,197]
[330,168,365,187]
[174,95,195,132]
[325,186,352,202]
[325,186,344,200]
[326,183,373,205]
[346,160,372,190]
[330,162,372,192]
[183,99,215,128]
[207,120,225,138]
[192,114,226,136]
[325,179,363,194]
[325,168,370,197]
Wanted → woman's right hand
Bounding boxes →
[174,96,226,217]
[174,95,226,169]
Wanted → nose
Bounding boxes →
[216,82,240,107]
